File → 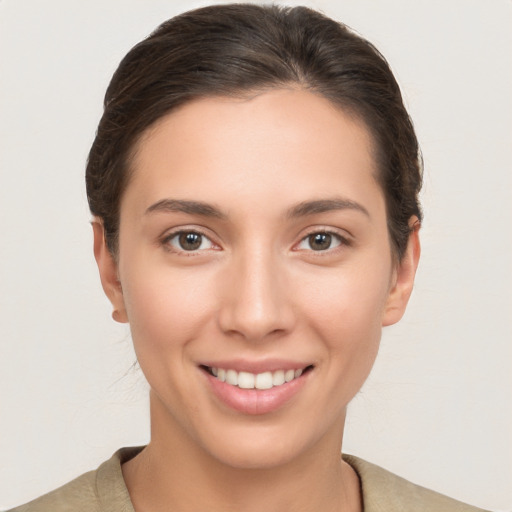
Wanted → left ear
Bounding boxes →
[382,217,421,327]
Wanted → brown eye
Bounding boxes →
[165,231,214,252]
[308,233,332,251]
[296,231,344,252]
[179,232,203,250]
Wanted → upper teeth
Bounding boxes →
[211,368,304,390]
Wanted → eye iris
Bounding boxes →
[309,233,331,251]
[179,232,202,250]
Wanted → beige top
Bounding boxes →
[9,447,489,512]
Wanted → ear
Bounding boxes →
[382,217,421,327]
[92,219,128,323]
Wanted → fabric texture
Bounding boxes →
[9,447,489,511]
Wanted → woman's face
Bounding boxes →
[95,89,418,469]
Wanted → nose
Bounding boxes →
[217,247,296,342]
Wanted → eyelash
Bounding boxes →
[160,228,350,255]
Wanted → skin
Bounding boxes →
[93,88,420,512]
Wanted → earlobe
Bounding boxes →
[382,218,421,327]
[92,220,128,323]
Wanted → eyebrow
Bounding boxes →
[145,199,227,219]
[145,197,369,220]
[286,198,370,218]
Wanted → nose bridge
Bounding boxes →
[218,242,293,341]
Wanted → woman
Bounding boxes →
[6,4,496,511]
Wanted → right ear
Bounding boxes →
[92,219,128,323]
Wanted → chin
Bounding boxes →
[209,441,302,470]
[196,419,333,471]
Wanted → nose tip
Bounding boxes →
[217,256,295,342]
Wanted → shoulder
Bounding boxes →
[7,447,141,512]
[7,470,98,512]
[343,454,490,512]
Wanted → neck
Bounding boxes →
[122,392,362,512]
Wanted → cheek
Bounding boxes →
[120,259,217,354]
[295,260,391,376]
[300,260,391,330]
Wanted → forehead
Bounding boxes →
[123,89,383,218]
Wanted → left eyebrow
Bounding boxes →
[286,198,370,219]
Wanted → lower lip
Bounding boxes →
[203,370,310,415]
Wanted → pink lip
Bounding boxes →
[201,366,312,415]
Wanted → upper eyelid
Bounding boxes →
[297,226,351,241]
[161,225,215,241]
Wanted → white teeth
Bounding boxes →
[226,369,238,386]
[209,366,307,389]
[238,371,255,389]
[255,371,273,390]
[272,370,285,386]
[285,369,295,382]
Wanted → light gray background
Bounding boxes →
[1,0,510,510]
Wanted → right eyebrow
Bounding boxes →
[145,199,228,220]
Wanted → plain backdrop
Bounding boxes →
[0,0,510,510]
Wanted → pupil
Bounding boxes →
[310,233,331,251]
[179,232,202,250]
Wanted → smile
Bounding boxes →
[204,366,312,390]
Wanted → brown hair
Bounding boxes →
[86,3,422,259]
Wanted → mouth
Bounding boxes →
[200,365,314,390]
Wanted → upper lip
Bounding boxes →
[199,359,314,374]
